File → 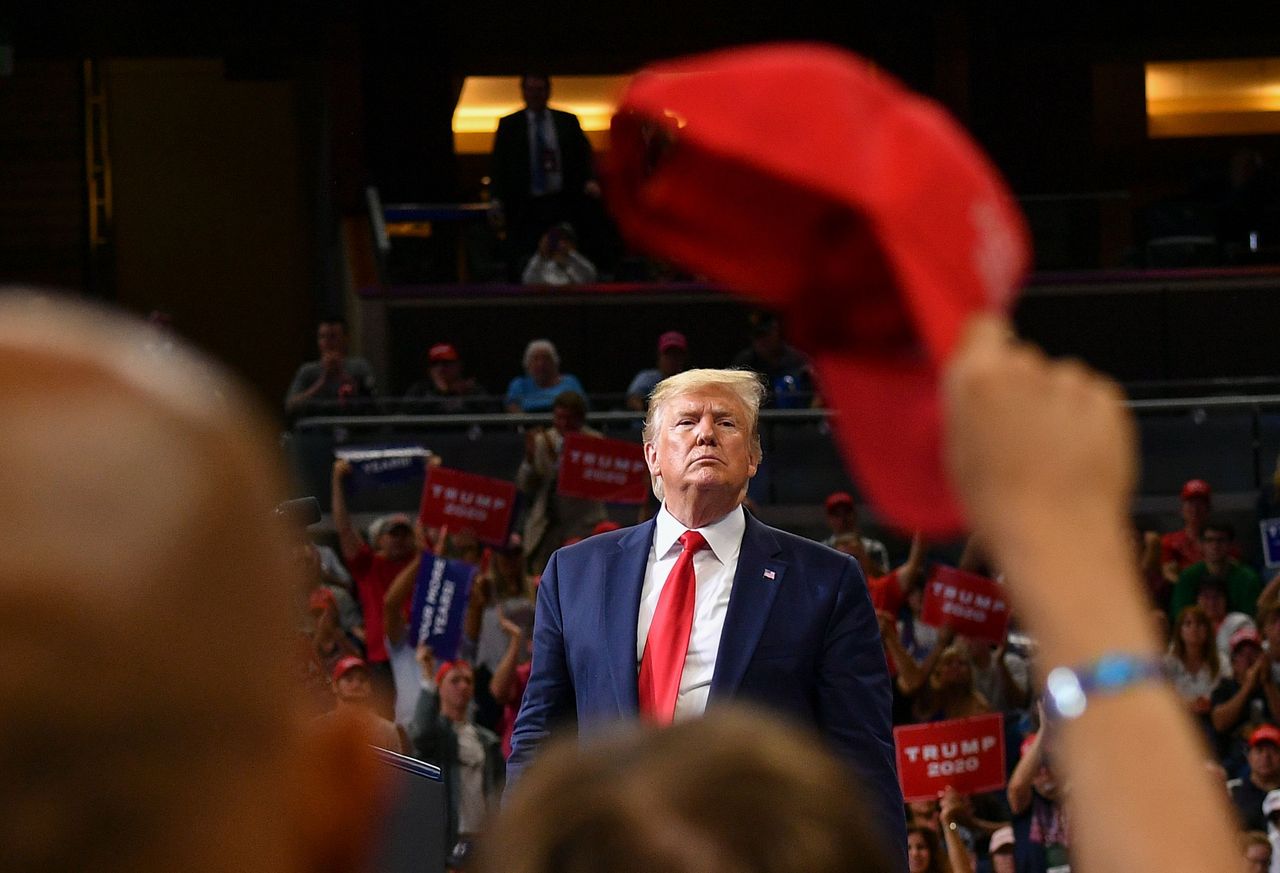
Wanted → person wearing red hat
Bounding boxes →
[403,342,493,415]
[1161,478,1216,585]
[319,657,404,754]
[625,330,692,412]
[1211,626,1280,771]
[822,490,889,576]
[1230,725,1280,831]
[409,650,504,860]
[1170,519,1262,621]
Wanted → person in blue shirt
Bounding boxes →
[504,339,587,412]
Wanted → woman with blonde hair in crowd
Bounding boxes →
[1165,604,1223,719]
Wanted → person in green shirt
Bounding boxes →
[1171,520,1262,619]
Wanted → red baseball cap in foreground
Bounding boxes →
[605,43,1031,535]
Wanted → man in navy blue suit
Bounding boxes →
[509,368,906,869]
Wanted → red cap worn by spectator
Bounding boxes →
[605,43,1031,536]
[1231,626,1263,653]
[332,655,368,683]
[658,331,688,353]
[591,520,623,536]
[1181,479,1212,501]
[825,491,855,513]
[308,588,336,613]
[435,660,464,686]
[429,343,459,364]
[1250,724,1280,747]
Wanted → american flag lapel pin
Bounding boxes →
[763,569,776,581]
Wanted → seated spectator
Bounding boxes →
[1162,478,1242,586]
[308,589,363,681]
[409,653,505,860]
[988,825,1016,873]
[1196,577,1258,662]
[823,490,889,574]
[730,310,814,407]
[1211,627,1279,770]
[464,532,534,729]
[908,825,952,873]
[504,338,587,413]
[315,656,404,754]
[521,223,598,285]
[907,642,991,722]
[900,571,943,661]
[284,317,376,416]
[938,785,1009,873]
[403,343,494,414]
[836,530,924,616]
[962,632,1032,714]
[1171,519,1262,619]
[625,330,691,411]
[516,390,606,574]
[1008,726,1071,873]
[1229,725,1280,831]
[331,459,421,718]
[1165,604,1224,719]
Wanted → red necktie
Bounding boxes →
[638,530,709,723]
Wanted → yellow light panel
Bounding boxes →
[453,75,632,154]
[1146,58,1280,137]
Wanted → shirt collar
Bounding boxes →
[654,503,745,565]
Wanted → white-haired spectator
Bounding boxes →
[504,338,587,413]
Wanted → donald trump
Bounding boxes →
[509,367,905,868]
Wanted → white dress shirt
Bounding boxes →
[637,504,745,721]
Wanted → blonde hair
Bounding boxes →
[643,369,766,500]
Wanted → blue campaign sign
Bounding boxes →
[1261,518,1280,567]
[335,444,431,493]
[408,552,477,661]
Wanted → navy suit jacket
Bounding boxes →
[508,510,907,869]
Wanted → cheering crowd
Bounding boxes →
[286,301,1280,873]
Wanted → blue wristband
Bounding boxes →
[1044,652,1166,720]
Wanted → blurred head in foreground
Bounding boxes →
[479,706,892,873]
[0,292,381,873]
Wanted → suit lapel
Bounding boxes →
[710,512,785,699]
[604,519,655,715]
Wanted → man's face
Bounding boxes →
[1183,496,1210,530]
[657,347,687,378]
[991,850,1016,873]
[521,75,550,112]
[552,404,584,435]
[317,322,347,356]
[335,668,371,704]
[439,664,475,711]
[1202,529,1231,564]
[382,524,416,561]
[432,359,461,385]
[825,504,855,534]
[645,386,759,504]
[1250,742,1280,782]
